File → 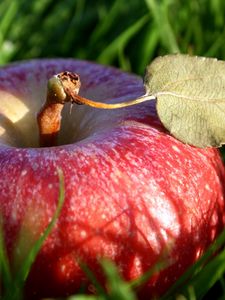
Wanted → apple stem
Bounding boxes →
[70,93,155,109]
[37,72,81,147]
[37,71,155,147]
[37,102,64,147]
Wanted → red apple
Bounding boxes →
[0,59,225,299]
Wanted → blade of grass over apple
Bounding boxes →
[80,259,137,300]
[0,214,12,294]
[166,247,225,300]
[78,250,169,300]
[79,261,106,296]
[14,168,65,283]
[68,296,104,300]
[100,259,136,300]
[73,250,169,300]
[161,227,225,300]
[1,168,65,300]
[183,249,225,299]
[219,277,225,296]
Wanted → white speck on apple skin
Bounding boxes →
[60,264,66,274]
[80,230,87,238]
[204,183,211,191]
[21,169,27,176]
[195,248,203,260]
[171,145,181,153]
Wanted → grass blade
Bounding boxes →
[0,215,12,293]
[101,259,137,300]
[17,169,64,282]
[174,247,225,300]
[162,227,225,299]
[90,0,123,44]
[79,262,106,296]
[68,296,102,300]
[145,0,180,53]
[97,14,149,67]
[3,169,65,299]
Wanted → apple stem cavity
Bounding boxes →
[37,71,155,147]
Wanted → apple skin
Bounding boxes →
[0,59,225,299]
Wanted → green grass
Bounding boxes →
[1,0,225,299]
[0,169,65,300]
[1,0,225,74]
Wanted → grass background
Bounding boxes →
[1,0,225,299]
[1,0,225,74]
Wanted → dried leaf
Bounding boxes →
[144,54,225,148]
